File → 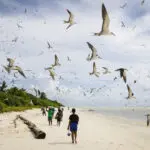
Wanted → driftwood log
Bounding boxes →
[18,115,46,139]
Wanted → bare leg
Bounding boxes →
[74,131,77,143]
[59,121,61,126]
[71,132,75,143]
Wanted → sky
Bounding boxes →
[0,0,150,107]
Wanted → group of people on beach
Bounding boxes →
[41,106,79,144]
[41,106,63,126]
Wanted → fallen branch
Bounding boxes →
[18,115,46,139]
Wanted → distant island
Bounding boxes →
[0,81,63,113]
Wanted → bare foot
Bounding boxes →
[75,141,77,144]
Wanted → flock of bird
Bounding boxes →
[1,1,146,101]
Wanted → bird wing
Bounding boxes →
[13,66,26,78]
[101,3,110,32]
[121,21,125,27]
[127,84,132,97]
[123,71,127,83]
[67,9,74,22]
[55,55,60,65]
[102,67,108,71]
[47,42,52,48]
[115,68,121,71]
[34,88,37,96]
[66,24,73,29]
[38,90,41,95]
[3,65,11,73]
[49,70,55,80]
[18,69,26,78]
[120,3,127,8]
[87,42,97,54]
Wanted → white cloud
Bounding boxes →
[0,0,150,107]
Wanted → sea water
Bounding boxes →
[95,107,150,121]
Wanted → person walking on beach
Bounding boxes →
[55,108,63,126]
[145,114,150,126]
[47,107,55,126]
[67,108,79,144]
[41,107,46,116]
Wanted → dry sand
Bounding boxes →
[0,108,150,150]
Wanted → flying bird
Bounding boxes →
[115,68,128,83]
[94,3,115,36]
[47,42,53,49]
[12,37,18,42]
[12,66,26,78]
[120,3,127,9]
[17,24,23,29]
[102,67,111,74]
[114,77,117,81]
[127,84,136,99]
[24,8,27,13]
[121,21,125,28]
[141,0,145,5]
[37,51,44,56]
[52,54,61,67]
[67,56,71,61]
[86,42,101,61]
[89,62,100,77]
[64,9,76,29]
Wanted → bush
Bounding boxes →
[0,87,63,113]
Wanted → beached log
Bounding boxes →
[18,115,46,139]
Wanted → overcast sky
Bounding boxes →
[0,0,150,107]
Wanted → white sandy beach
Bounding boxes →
[0,108,150,150]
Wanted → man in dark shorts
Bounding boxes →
[67,108,79,144]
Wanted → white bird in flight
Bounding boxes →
[86,42,102,61]
[102,67,111,74]
[64,9,76,29]
[94,3,115,36]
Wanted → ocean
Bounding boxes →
[94,107,150,121]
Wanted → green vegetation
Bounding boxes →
[0,82,63,113]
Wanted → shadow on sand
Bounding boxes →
[48,142,72,145]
